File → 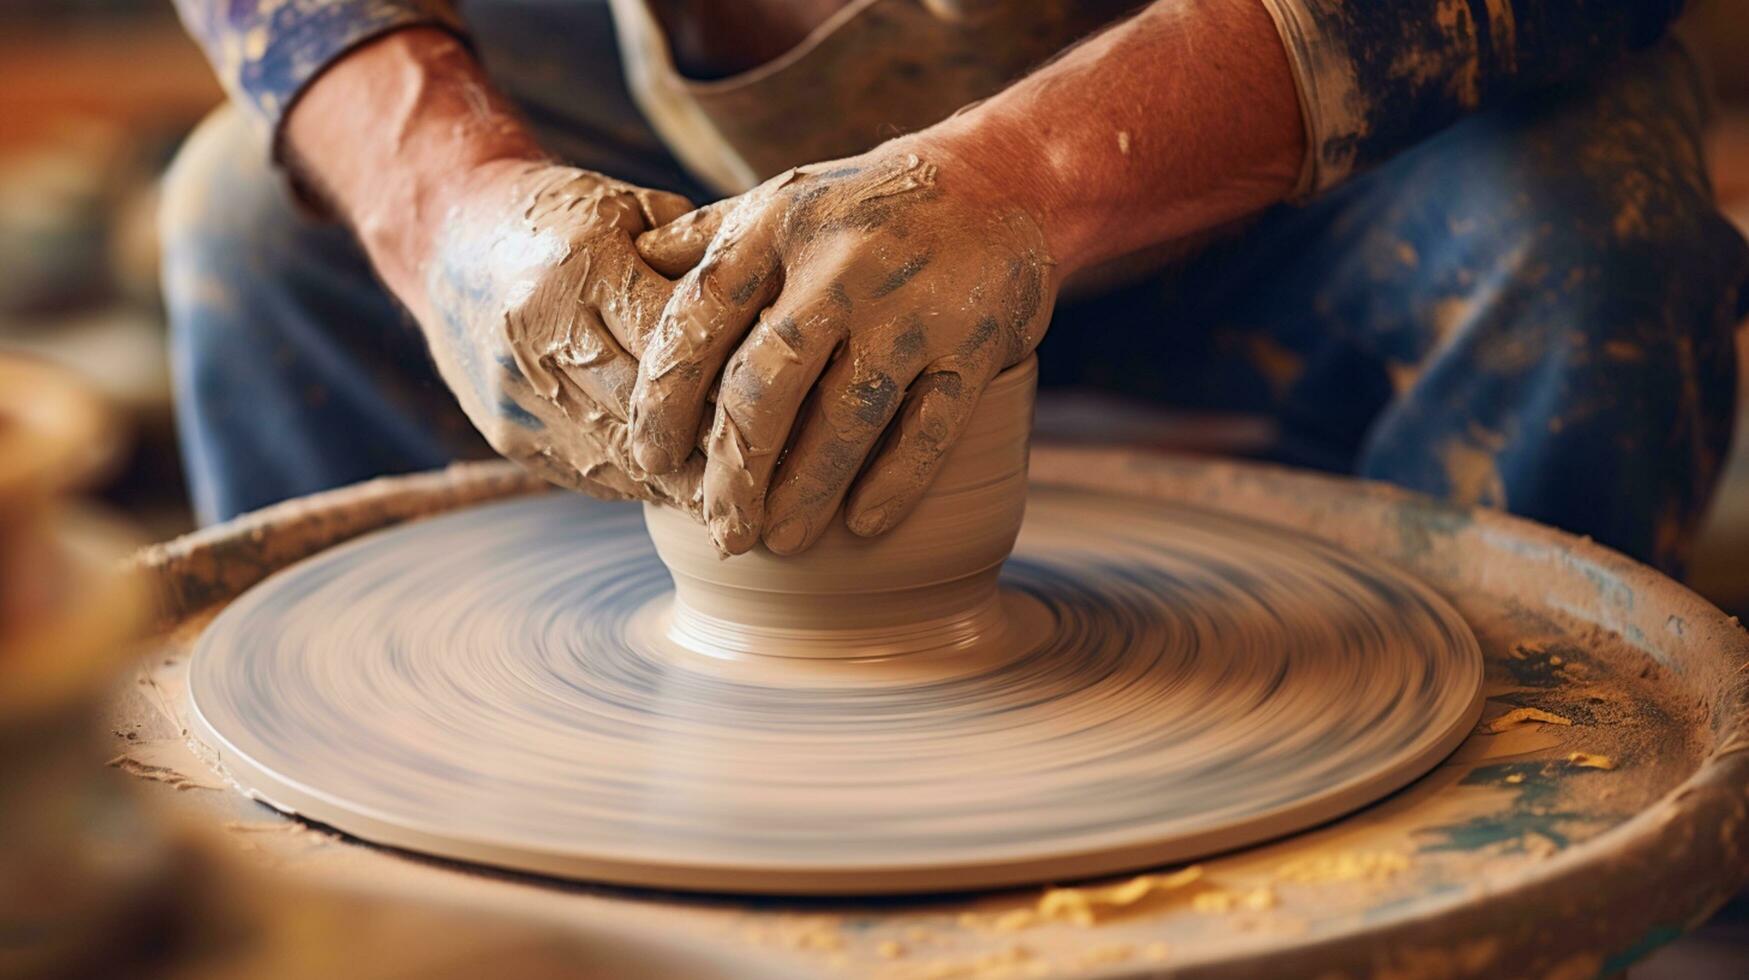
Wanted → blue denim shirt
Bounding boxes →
[171,0,465,132]
[171,0,1688,190]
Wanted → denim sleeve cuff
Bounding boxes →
[177,1,468,146]
[1255,0,1350,199]
[1255,0,1686,199]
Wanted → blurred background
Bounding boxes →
[0,1,220,540]
[1,2,1747,975]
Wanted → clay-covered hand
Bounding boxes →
[418,160,704,511]
[629,144,1057,555]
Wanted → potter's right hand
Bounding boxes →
[414,159,705,507]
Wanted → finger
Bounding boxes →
[630,206,782,474]
[506,300,639,421]
[500,375,642,499]
[843,360,996,537]
[634,187,696,229]
[566,408,707,514]
[534,425,705,514]
[635,198,733,278]
[555,348,639,423]
[761,335,930,556]
[517,381,706,515]
[702,303,846,554]
[517,446,637,501]
[590,244,679,360]
[646,452,706,515]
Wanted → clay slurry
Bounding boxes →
[188,487,1483,894]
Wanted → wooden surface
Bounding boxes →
[113,452,1749,978]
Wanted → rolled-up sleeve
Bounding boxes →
[1258,0,1688,195]
[172,1,467,137]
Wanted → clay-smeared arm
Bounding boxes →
[274,28,704,509]
[625,0,1299,556]
[164,6,709,508]
[629,0,1686,555]
[896,0,1689,269]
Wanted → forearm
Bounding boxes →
[923,0,1304,277]
[924,0,1688,275]
[283,29,546,312]
[171,0,547,313]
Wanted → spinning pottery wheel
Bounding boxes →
[186,362,1483,894]
[128,403,1749,975]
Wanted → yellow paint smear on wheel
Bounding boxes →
[1484,707,1573,733]
[1035,866,1206,926]
[1192,887,1278,913]
[1276,850,1411,884]
[959,866,1206,932]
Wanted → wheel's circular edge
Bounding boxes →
[139,450,1749,972]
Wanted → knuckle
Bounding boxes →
[830,366,902,435]
[718,354,760,409]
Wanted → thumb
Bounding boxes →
[634,187,696,229]
[635,198,732,278]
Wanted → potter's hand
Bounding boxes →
[419,160,704,508]
[629,144,1057,555]
[280,30,706,510]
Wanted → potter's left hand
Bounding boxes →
[629,141,1058,555]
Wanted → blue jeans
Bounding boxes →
[161,1,1749,576]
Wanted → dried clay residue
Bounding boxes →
[1191,886,1278,913]
[896,943,1034,980]
[960,849,1411,939]
[1484,707,1573,733]
[1274,849,1410,884]
[106,740,225,792]
[960,866,1206,932]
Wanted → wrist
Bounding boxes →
[910,107,1097,282]
[901,116,1081,288]
[284,28,546,295]
[910,0,1304,280]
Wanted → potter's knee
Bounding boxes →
[1432,139,1746,359]
[1404,42,1745,329]
[159,106,299,317]
[1549,202,1745,343]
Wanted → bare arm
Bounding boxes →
[923,0,1688,277]
[933,0,1305,279]
[628,0,1689,554]
[280,29,542,318]
[623,0,1306,554]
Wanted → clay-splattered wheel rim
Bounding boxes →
[135,454,1749,974]
[186,484,1483,894]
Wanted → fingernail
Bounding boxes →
[764,516,810,555]
[635,442,673,474]
[847,501,894,537]
[709,510,755,556]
